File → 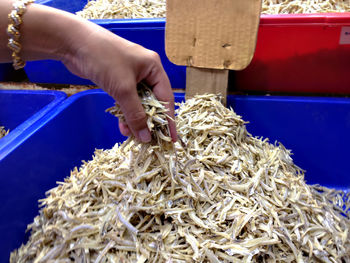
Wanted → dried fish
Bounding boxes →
[76,0,350,20]
[11,91,350,262]
[0,125,9,139]
[261,0,350,14]
[76,0,166,19]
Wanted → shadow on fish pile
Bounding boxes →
[0,126,9,139]
[11,88,350,262]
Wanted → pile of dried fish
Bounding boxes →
[0,126,9,139]
[262,0,350,14]
[11,90,350,262]
[76,0,166,19]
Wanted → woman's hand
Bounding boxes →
[62,22,177,143]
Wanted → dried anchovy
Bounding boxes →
[0,126,9,139]
[11,91,350,262]
[106,82,173,145]
[262,0,350,14]
[76,0,166,19]
[76,0,350,19]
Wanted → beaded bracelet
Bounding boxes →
[7,0,35,70]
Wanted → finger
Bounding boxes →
[154,85,177,142]
[112,81,151,143]
[143,60,177,142]
[119,121,131,137]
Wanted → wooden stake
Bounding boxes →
[186,67,229,105]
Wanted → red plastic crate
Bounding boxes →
[234,13,350,94]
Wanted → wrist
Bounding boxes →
[60,17,140,82]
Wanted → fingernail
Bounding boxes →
[138,128,151,143]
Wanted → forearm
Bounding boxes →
[0,0,90,63]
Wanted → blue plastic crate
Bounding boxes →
[1,90,350,261]
[25,1,185,89]
[36,0,86,13]
[227,95,350,190]
[0,90,67,157]
[0,89,123,262]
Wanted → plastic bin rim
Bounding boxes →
[80,89,350,104]
[34,0,350,25]
[92,18,165,28]
[0,89,66,96]
[0,89,67,160]
[260,12,350,25]
[228,95,350,104]
[62,13,350,28]
[28,88,106,118]
[54,89,183,102]
[86,13,350,27]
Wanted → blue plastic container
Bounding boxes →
[36,0,86,13]
[0,90,123,262]
[227,95,350,190]
[0,90,67,157]
[0,89,66,263]
[1,90,349,261]
[25,0,185,89]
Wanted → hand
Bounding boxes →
[61,20,177,143]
